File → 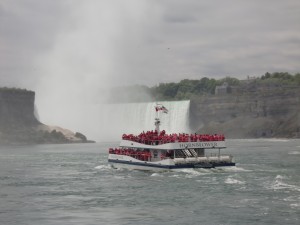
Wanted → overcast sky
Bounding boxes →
[1,0,300,139]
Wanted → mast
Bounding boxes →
[154,104,161,134]
[154,103,168,134]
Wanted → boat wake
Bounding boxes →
[178,168,212,178]
[218,166,252,172]
[94,164,113,171]
[148,168,215,179]
[150,173,164,177]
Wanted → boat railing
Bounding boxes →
[109,148,151,161]
[173,154,233,164]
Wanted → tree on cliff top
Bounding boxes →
[260,72,300,85]
[107,72,300,102]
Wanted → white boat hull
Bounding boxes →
[108,154,235,171]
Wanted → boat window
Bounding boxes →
[153,150,158,158]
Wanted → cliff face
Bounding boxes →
[0,89,39,127]
[190,87,300,138]
[0,89,92,145]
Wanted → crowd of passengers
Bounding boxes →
[122,130,225,145]
[110,148,149,161]
[109,148,173,161]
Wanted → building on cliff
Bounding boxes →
[215,82,231,95]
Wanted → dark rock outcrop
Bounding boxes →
[0,89,39,127]
[0,88,94,145]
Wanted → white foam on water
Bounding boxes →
[176,168,211,178]
[169,174,181,178]
[113,175,126,180]
[276,175,285,179]
[225,177,245,185]
[94,164,112,171]
[284,195,300,209]
[290,203,300,209]
[263,138,290,142]
[150,173,163,177]
[269,175,300,192]
[288,151,300,155]
[220,166,252,172]
[115,167,127,172]
[181,168,207,175]
[283,196,300,202]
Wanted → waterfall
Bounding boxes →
[34,104,40,122]
[88,100,191,142]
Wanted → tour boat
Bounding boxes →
[108,104,235,171]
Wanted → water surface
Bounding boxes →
[0,139,299,225]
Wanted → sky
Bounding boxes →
[1,0,300,140]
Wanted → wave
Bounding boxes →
[179,168,212,177]
[225,177,245,185]
[150,173,164,177]
[269,175,300,192]
[219,166,252,172]
[283,196,300,209]
[290,203,300,209]
[288,151,300,155]
[169,174,181,178]
[94,164,113,171]
[262,138,289,142]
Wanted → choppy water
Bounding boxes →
[0,139,299,225]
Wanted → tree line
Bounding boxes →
[151,72,300,100]
[109,72,299,102]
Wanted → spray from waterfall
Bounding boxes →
[78,100,190,142]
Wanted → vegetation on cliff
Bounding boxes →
[150,72,300,101]
[109,72,300,102]
[150,77,240,100]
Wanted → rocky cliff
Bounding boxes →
[190,87,300,138]
[0,88,93,145]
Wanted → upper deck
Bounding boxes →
[121,130,226,150]
[120,139,226,150]
[122,131,224,144]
